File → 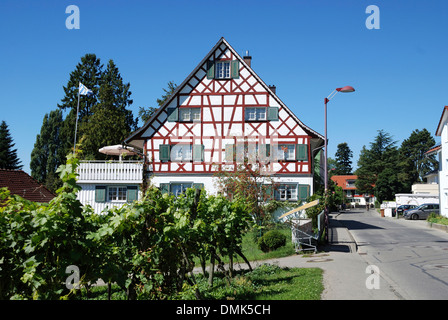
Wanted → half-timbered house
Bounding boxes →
[125,37,324,202]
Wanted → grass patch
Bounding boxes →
[80,264,323,300]
[428,215,448,225]
[246,264,323,300]
[240,228,296,262]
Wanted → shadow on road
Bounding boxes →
[336,220,384,230]
[321,244,351,253]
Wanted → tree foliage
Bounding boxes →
[214,160,277,227]
[355,129,437,204]
[30,110,65,192]
[399,128,437,188]
[80,60,138,159]
[138,81,177,123]
[355,130,401,203]
[31,54,138,188]
[333,142,353,175]
[0,121,22,170]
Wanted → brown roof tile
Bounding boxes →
[0,169,55,203]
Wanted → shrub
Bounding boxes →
[258,230,286,252]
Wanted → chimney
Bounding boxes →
[243,50,252,67]
[269,85,276,94]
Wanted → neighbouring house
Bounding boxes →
[330,175,375,207]
[123,37,325,202]
[76,146,144,214]
[436,106,448,217]
[0,169,55,203]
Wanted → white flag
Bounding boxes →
[79,82,93,96]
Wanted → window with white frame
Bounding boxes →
[170,183,193,196]
[245,107,266,121]
[170,144,192,161]
[276,184,298,201]
[179,108,201,122]
[276,145,295,161]
[108,186,127,202]
[216,61,230,79]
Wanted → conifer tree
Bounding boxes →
[80,59,138,159]
[58,54,103,156]
[333,142,353,175]
[30,109,65,192]
[0,121,22,170]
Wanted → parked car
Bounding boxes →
[396,204,417,216]
[403,203,439,220]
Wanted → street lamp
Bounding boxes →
[323,85,355,243]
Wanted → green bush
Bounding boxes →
[258,230,286,252]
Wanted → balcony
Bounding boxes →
[77,160,143,184]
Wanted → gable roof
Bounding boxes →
[0,169,55,203]
[124,37,324,149]
[436,106,448,136]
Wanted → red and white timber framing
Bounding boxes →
[125,38,324,194]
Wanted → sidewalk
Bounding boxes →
[246,212,401,300]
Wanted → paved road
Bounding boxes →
[336,208,448,300]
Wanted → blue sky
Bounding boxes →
[1,0,447,174]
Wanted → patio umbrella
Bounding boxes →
[98,144,139,160]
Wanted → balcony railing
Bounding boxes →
[77,160,143,183]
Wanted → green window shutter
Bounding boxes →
[231,60,240,79]
[192,144,204,161]
[267,107,279,121]
[258,144,270,162]
[193,183,204,190]
[207,60,215,79]
[296,144,308,161]
[265,144,271,158]
[159,144,171,161]
[225,144,234,161]
[167,108,178,122]
[298,185,310,201]
[127,186,138,202]
[159,183,170,194]
[95,186,106,203]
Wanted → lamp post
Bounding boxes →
[324,85,355,243]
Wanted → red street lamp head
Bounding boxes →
[336,86,355,93]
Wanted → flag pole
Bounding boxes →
[73,82,80,155]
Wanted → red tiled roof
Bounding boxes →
[425,144,441,155]
[0,169,55,203]
[331,175,358,190]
